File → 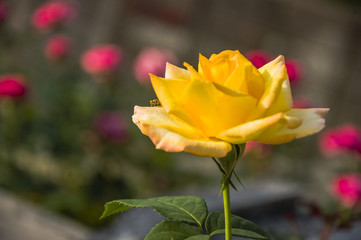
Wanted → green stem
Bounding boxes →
[223,183,232,240]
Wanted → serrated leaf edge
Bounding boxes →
[101,197,207,228]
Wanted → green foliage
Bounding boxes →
[185,235,210,240]
[101,196,271,239]
[145,221,203,240]
[101,196,208,227]
[205,211,271,239]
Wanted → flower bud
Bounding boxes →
[81,44,123,77]
[32,0,77,32]
[332,174,361,207]
[45,34,71,61]
[0,74,27,99]
[319,124,361,156]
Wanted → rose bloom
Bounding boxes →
[45,34,71,61]
[319,124,361,156]
[0,1,8,23]
[0,74,27,98]
[81,45,123,76]
[95,112,128,142]
[332,174,361,207]
[32,0,76,31]
[134,48,178,84]
[132,50,328,157]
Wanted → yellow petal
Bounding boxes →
[180,78,257,136]
[150,74,194,125]
[225,52,265,99]
[249,55,289,119]
[209,50,239,61]
[165,63,191,80]
[133,106,202,138]
[183,62,204,81]
[132,106,232,157]
[263,71,293,116]
[255,108,329,144]
[217,112,284,143]
[224,65,248,95]
[198,53,237,85]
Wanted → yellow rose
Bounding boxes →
[132,50,328,157]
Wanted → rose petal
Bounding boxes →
[198,53,236,85]
[265,77,293,116]
[249,55,290,119]
[226,52,265,99]
[132,106,232,157]
[217,112,285,143]
[255,108,329,144]
[150,74,195,125]
[165,63,191,80]
[180,78,257,136]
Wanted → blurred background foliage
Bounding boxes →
[0,0,361,230]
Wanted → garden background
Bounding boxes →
[1,0,361,239]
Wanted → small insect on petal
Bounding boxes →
[150,99,162,107]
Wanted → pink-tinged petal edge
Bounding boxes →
[132,106,232,157]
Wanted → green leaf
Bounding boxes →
[216,144,245,178]
[217,145,238,177]
[212,157,227,175]
[145,220,203,240]
[100,196,208,227]
[235,144,246,159]
[185,235,211,240]
[205,211,271,239]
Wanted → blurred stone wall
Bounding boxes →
[5,0,361,125]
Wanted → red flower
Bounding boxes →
[246,50,272,69]
[0,74,27,99]
[285,59,302,85]
[332,174,361,207]
[45,34,71,61]
[319,124,361,156]
[247,50,302,86]
[32,0,76,32]
[94,112,128,142]
[134,47,178,84]
[81,45,123,76]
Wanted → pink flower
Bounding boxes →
[246,50,272,69]
[285,59,302,85]
[94,112,128,142]
[0,74,27,99]
[81,45,123,76]
[247,50,302,86]
[133,47,178,84]
[0,1,8,23]
[45,34,71,61]
[332,174,361,207]
[319,124,361,156]
[32,0,76,32]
